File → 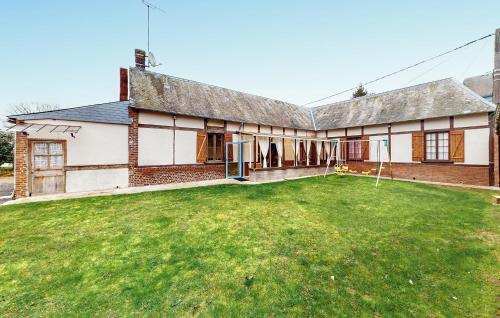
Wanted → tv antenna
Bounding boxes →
[141,0,165,67]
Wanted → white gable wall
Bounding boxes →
[23,119,128,165]
[139,112,174,126]
[454,113,488,128]
[364,124,388,135]
[391,121,420,133]
[138,128,173,165]
[66,169,129,193]
[177,116,204,129]
[462,128,489,165]
[175,130,197,164]
[424,117,449,130]
[390,134,414,163]
[368,135,389,162]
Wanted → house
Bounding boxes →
[8,66,497,198]
[8,27,500,198]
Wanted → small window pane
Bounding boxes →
[50,143,63,155]
[34,155,49,169]
[34,143,48,155]
[50,155,64,168]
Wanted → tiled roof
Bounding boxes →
[7,101,131,125]
[129,68,315,130]
[311,78,495,130]
[7,74,495,131]
[463,73,493,98]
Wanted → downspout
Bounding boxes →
[493,28,500,186]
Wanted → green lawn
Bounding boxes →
[0,176,498,317]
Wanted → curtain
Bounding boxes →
[325,141,332,166]
[306,140,311,166]
[292,139,301,164]
[273,138,283,167]
[316,141,323,165]
[258,137,270,168]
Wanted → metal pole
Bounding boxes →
[147,5,150,56]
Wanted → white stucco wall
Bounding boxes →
[226,122,241,132]
[390,133,413,163]
[24,119,128,166]
[424,117,450,130]
[139,112,174,126]
[177,116,204,129]
[138,128,173,165]
[260,125,271,133]
[175,130,197,164]
[284,128,295,136]
[347,127,362,136]
[391,121,420,133]
[463,128,489,165]
[296,130,307,137]
[368,135,389,162]
[454,113,489,128]
[364,124,388,135]
[328,129,345,137]
[243,123,258,133]
[66,168,129,193]
[272,126,283,135]
[316,130,326,138]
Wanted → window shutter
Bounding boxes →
[361,136,369,160]
[340,137,347,160]
[450,130,464,162]
[224,133,233,162]
[412,132,424,161]
[196,132,207,163]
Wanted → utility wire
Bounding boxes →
[403,47,462,86]
[302,33,495,106]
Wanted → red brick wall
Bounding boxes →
[129,164,225,186]
[128,107,139,170]
[344,161,490,186]
[14,132,29,198]
[127,107,225,186]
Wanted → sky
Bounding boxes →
[0,0,499,117]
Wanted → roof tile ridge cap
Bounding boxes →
[134,67,304,108]
[7,101,129,118]
[449,78,496,109]
[310,78,455,110]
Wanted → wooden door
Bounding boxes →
[30,141,65,195]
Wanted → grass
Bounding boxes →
[0,175,498,317]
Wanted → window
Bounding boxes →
[207,133,223,161]
[32,142,64,170]
[348,138,362,160]
[425,132,449,161]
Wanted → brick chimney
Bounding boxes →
[119,68,129,101]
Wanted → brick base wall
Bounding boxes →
[14,132,29,198]
[129,164,225,187]
[344,161,490,186]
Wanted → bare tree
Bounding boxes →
[8,102,60,115]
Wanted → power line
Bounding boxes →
[302,33,495,106]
